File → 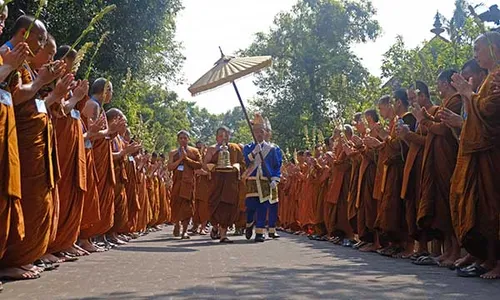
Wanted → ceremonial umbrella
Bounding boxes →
[188,48,272,146]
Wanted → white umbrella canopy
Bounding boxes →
[188,49,273,178]
[188,54,272,96]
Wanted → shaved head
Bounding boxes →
[475,31,500,49]
[474,31,500,70]
[11,15,47,56]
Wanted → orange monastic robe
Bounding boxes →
[135,168,150,232]
[356,145,378,242]
[418,95,462,236]
[124,154,140,232]
[374,114,415,240]
[156,173,169,225]
[146,173,158,226]
[331,152,352,237]
[0,56,24,258]
[170,146,202,222]
[347,151,361,234]
[85,110,116,236]
[193,168,211,226]
[451,70,500,259]
[286,169,301,231]
[110,136,129,233]
[298,164,317,228]
[401,106,438,240]
[47,103,87,253]
[0,65,60,267]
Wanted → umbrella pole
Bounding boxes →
[232,81,272,180]
[232,81,258,143]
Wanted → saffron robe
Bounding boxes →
[451,70,500,259]
[0,65,60,267]
[170,146,202,222]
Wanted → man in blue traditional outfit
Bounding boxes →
[243,113,282,243]
[264,117,283,239]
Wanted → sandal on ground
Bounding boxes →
[456,264,489,278]
[353,241,367,249]
[409,252,429,261]
[412,255,438,266]
[220,237,233,244]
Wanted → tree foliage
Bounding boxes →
[2,0,191,153]
[380,0,482,100]
[242,0,381,150]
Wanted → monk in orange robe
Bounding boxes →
[107,109,141,242]
[154,154,169,226]
[168,130,202,239]
[346,138,362,243]
[146,153,161,228]
[298,152,318,235]
[121,130,141,235]
[234,175,248,234]
[205,126,244,242]
[330,128,354,245]
[45,46,91,259]
[78,99,104,252]
[135,153,151,232]
[355,109,381,252]
[448,32,500,279]
[398,81,438,259]
[192,141,211,235]
[416,70,463,267]
[288,161,303,232]
[366,91,416,258]
[0,5,30,283]
[82,78,125,246]
[294,151,308,232]
[439,59,488,269]
[0,16,69,280]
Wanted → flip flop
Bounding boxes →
[457,264,489,277]
[353,241,367,249]
[409,252,429,261]
[0,269,41,281]
[412,256,438,266]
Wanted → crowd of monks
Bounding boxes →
[277,31,500,280]
[0,6,186,289]
[1,0,500,293]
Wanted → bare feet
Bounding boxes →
[78,239,102,253]
[454,254,477,268]
[40,253,64,264]
[0,267,40,281]
[181,233,190,239]
[63,245,90,256]
[399,249,415,259]
[359,243,379,252]
[481,262,500,279]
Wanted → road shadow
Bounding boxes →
[113,245,198,253]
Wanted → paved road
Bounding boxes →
[2,227,499,300]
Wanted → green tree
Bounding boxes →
[242,0,380,150]
[380,1,482,99]
[2,1,188,154]
[3,0,184,92]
